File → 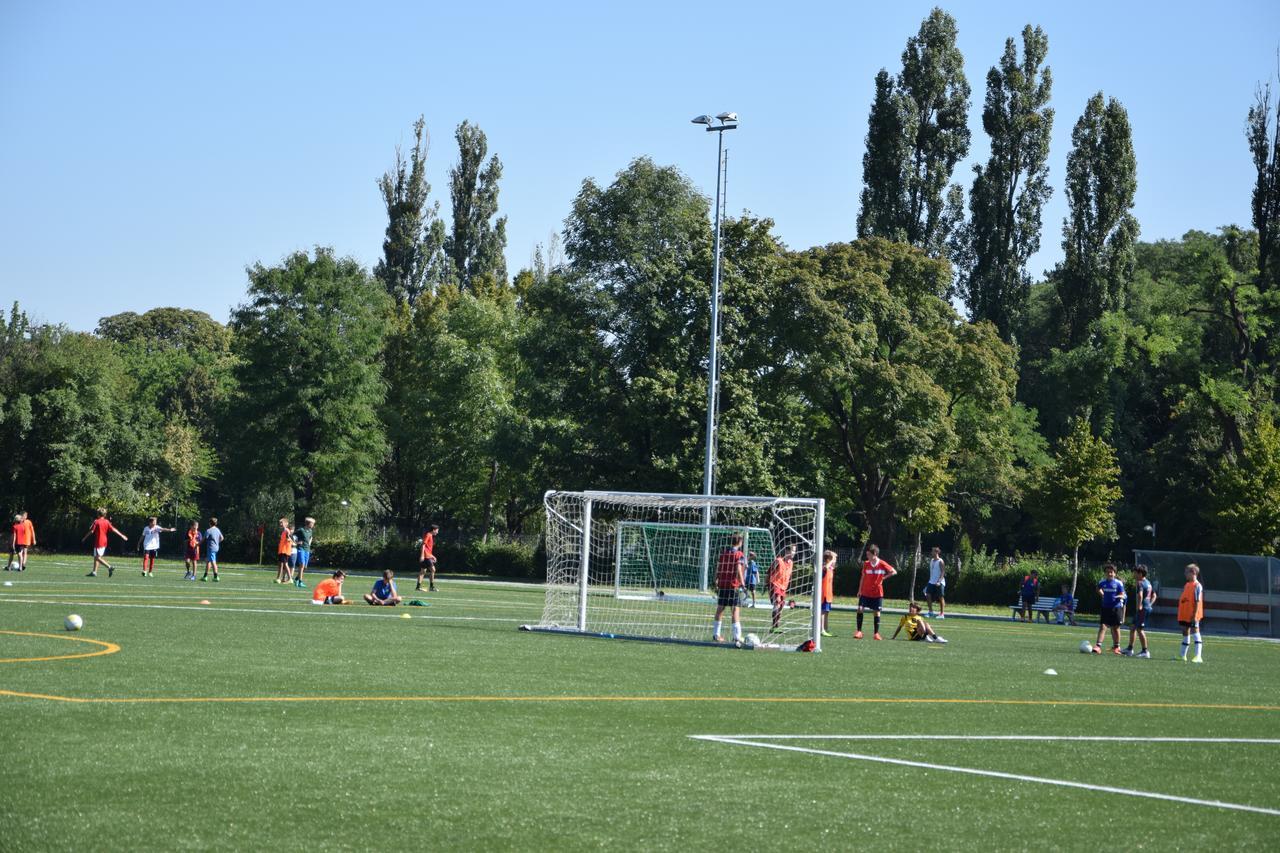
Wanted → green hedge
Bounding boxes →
[280,537,543,580]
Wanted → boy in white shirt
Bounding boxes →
[140,517,175,577]
[924,546,946,619]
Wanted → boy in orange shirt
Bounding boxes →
[82,508,127,577]
[275,517,294,585]
[8,513,29,571]
[1177,563,1205,663]
[182,520,201,580]
[820,550,836,637]
[417,523,439,592]
[768,544,797,631]
[312,570,346,605]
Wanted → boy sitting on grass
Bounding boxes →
[312,570,346,605]
[891,601,948,644]
[364,569,403,606]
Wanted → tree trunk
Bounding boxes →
[481,458,499,544]
[1069,544,1080,599]
[909,530,922,603]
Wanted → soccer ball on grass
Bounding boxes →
[1078,639,1093,654]
[65,614,83,631]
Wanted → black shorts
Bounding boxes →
[1100,606,1123,628]
[420,557,437,567]
[1178,619,1200,629]
[716,588,743,608]
[1021,595,1037,609]
[745,582,756,593]
[144,548,159,559]
[858,595,883,611]
[1132,609,1148,629]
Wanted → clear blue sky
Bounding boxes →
[3,0,1278,331]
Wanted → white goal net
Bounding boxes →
[526,491,826,651]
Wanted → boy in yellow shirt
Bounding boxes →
[892,601,948,644]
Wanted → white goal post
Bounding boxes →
[524,490,826,651]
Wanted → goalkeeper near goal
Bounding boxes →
[712,534,747,644]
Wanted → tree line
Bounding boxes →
[3,7,1279,570]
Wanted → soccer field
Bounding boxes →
[2,555,1278,850]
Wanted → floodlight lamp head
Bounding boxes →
[716,112,738,123]
[691,115,713,125]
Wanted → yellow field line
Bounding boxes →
[0,689,1276,711]
[0,630,121,664]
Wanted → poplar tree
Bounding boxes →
[857,7,970,257]
[445,121,508,291]
[1056,93,1139,346]
[956,25,1053,341]
[374,116,446,306]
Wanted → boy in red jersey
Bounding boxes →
[8,513,29,571]
[768,544,797,631]
[712,534,746,644]
[854,544,896,640]
[820,550,836,637]
[417,523,440,591]
[275,517,294,584]
[82,508,127,577]
[182,520,201,580]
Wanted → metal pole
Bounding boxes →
[811,499,826,651]
[700,127,726,592]
[578,498,593,632]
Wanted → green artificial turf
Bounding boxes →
[2,553,1278,850]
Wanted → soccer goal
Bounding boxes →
[524,491,826,651]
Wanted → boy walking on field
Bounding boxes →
[417,523,439,592]
[203,517,223,582]
[82,509,127,577]
[275,517,294,584]
[183,520,201,580]
[140,517,175,577]
[1178,563,1205,663]
[855,544,896,640]
[291,517,315,588]
[712,534,746,644]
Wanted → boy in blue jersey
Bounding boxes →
[744,551,760,607]
[1123,565,1155,658]
[364,569,402,606]
[1092,563,1127,654]
[202,517,223,582]
[1051,584,1077,626]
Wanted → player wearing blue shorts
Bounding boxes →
[292,516,315,589]
[202,517,223,582]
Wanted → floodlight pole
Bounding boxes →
[692,114,737,591]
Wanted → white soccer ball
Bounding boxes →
[1079,639,1093,654]
[6,561,17,571]
[65,614,83,631]
[745,633,761,647]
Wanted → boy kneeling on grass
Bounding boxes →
[364,569,403,606]
[312,570,346,605]
[892,601,948,644]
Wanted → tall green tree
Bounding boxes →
[1057,93,1139,346]
[955,25,1053,341]
[1028,417,1121,593]
[374,116,447,306]
[1210,412,1280,554]
[445,121,508,291]
[1247,80,1280,295]
[229,249,390,520]
[857,7,970,257]
[896,456,951,600]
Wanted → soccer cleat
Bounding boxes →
[1091,645,1102,654]
[1121,649,1133,656]
[415,584,423,591]
[1192,655,1203,663]
[926,611,935,618]
[1112,647,1123,655]
[429,584,437,592]
[935,636,948,644]
[873,633,883,641]
[713,635,724,643]
[212,576,219,582]
[853,630,864,639]
[107,566,113,577]
[86,571,97,577]
[925,635,935,643]
[200,576,208,582]
[936,614,945,620]
[820,630,833,637]
[142,571,147,576]
[1137,650,1151,658]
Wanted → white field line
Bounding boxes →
[0,589,542,611]
[0,597,522,624]
[689,735,1280,817]
[695,734,1280,744]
